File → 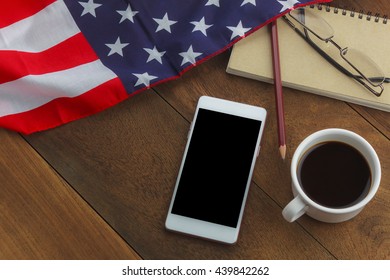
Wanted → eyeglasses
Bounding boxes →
[283,8,389,97]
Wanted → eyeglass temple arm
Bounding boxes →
[282,16,386,97]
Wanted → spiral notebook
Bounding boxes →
[226,5,390,112]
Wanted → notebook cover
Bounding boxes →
[227,6,390,112]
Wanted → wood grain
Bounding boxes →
[155,41,390,258]
[0,129,140,259]
[25,92,333,259]
[4,0,389,260]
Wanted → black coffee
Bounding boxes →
[298,141,371,208]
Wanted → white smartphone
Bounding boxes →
[165,96,267,244]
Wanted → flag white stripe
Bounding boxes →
[0,0,79,52]
[0,60,117,117]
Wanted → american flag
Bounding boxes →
[0,0,327,134]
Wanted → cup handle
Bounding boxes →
[282,196,308,222]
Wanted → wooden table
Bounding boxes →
[1,0,389,260]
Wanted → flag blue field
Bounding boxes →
[0,0,328,133]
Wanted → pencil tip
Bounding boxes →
[279,145,286,160]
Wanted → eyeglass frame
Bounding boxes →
[282,8,389,97]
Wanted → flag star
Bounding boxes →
[277,0,300,12]
[117,4,139,23]
[241,0,257,6]
[191,17,213,36]
[78,0,102,17]
[133,72,158,87]
[143,46,166,64]
[179,45,203,66]
[227,21,251,40]
[105,37,129,57]
[205,0,220,7]
[153,13,177,33]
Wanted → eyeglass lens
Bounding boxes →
[290,8,385,87]
[289,8,334,41]
[342,48,385,86]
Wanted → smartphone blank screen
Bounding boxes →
[171,108,262,228]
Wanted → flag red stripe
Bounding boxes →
[0,33,99,84]
[0,77,129,134]
[0,0,56,28]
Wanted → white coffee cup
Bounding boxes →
[282,128,381,223]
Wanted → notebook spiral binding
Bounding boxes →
[309,3,388,24]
